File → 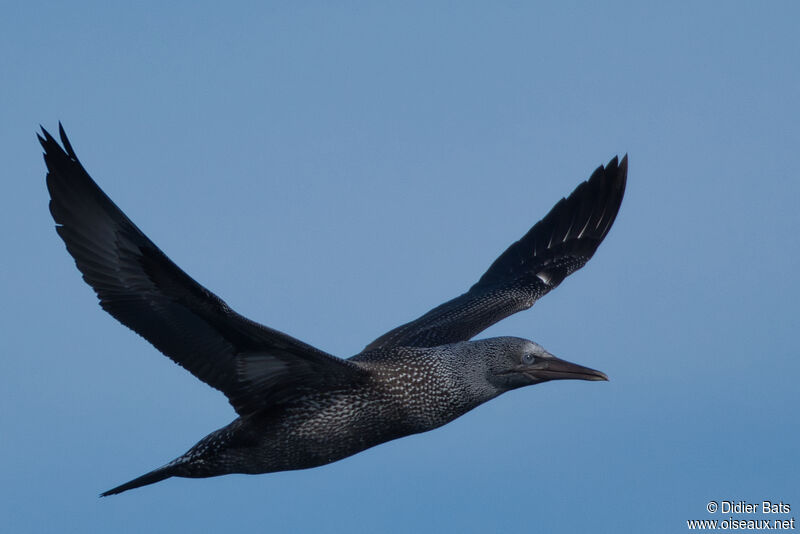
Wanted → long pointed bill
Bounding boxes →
[523,355,608,382]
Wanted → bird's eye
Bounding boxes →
[522,353,536,365]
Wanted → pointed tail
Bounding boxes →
[100,460,185,497]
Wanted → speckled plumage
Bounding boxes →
[40,124,627,496]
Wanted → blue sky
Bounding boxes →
[2,2,798,532]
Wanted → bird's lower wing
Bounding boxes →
[41,125,367,415]
[364,156,627,351]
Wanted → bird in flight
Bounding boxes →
[40,124,627,496]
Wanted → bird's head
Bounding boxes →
[480,337,608,391]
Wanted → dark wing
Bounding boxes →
[364,156,627,351]
[41,124,367,415]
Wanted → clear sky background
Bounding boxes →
[2,2,798,533]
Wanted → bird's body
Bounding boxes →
[198,344,489,476]
[109,340,521,493]
[40,124,626,495]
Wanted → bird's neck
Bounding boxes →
[359,344,502,431]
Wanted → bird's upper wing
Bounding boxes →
[41,124,367,416]
[364,156,627,351]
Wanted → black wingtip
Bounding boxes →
[598,154,627,200]
[614,153,627,171]
[611,154,628,201]
[618,155,629,190]
[39,125,56,146]
[38,123,79,162]
[58,122,79,160]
